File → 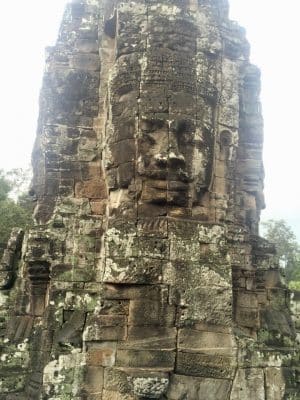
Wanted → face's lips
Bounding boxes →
[151,187,190,207]
[140,179,190,206]
[168,180,189,191]
[139,168,191,183]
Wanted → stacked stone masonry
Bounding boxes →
[0,0,299,399]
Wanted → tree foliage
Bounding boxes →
[0,169,33,253]
[0,170,11,201]
[261,219,300,288]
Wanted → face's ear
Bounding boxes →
[104,11,117,39]
[220,130,233,148]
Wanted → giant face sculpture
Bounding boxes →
[104,7,215,213]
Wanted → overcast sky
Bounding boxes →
[0,0,299,239]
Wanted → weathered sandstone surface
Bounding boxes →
[0,1,299,399]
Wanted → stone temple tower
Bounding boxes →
[0,0,299,399]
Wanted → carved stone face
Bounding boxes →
[137,116,213,207]
[105,9,215,210]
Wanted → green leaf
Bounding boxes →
[261,219,300,283]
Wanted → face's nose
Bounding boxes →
[168,132,186,168]
[153,129,185,169]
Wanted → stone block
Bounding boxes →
[138,237,170,260]
[83,366,104,394]
[84,315,127,341]
[90,200,107,215]
[137,203,167,218]
[132,376,169,399]
[235,306,259,329]
[0,371,27,395]
[235,291,258,308]
[75,38,99,54]
[113,119,136,141]
[176,352,236,379]
[231,368,265,400]
[83,324,126,342]
[103,257,164,284]
[115,349,175,369]
[265,367,286,400]
[6,316,33,341]
[110,140,136,166]
[101,390,134,400]
[70,54,100,71]
[260,308,295,337]
[178,328,236,355]
[128,300,175,326]
[104,367,169,399]
[103,284,168,301]
[165,260,231,291]
[118,162,135,188]
[103,367,131,393]
[174,284,233,326]
[105,228,138,259]
[86,342,117,367]
[99,300,129,316]
[96,315,127,327]
[137,218,168,238]
[126,326,177,350]
[55,310,86,345]
[264,270,284,289]
[169,221,226,262]
[167,374,232,400]
[75,179,107,199]
[141,184,167,204]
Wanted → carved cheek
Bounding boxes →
[141,131,168,166]
[192,147,207,184]
[154,137,170,169]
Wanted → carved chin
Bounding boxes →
[167,190,190,207]
[141,182,190,207]
[149,192,189,207]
